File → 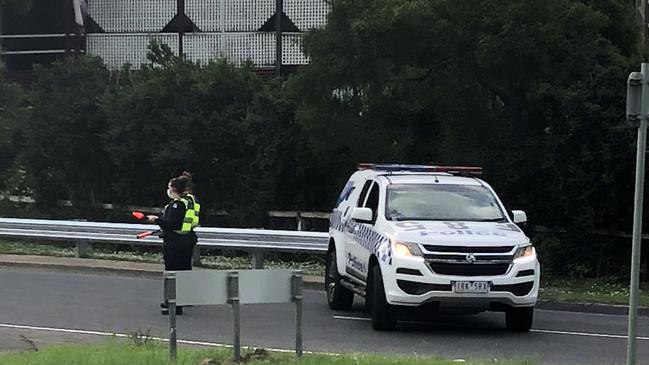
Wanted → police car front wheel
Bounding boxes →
[325,248,354,310]
[368,264,397,331]
[505,306,534,332]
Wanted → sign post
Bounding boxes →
[625,63,649,365]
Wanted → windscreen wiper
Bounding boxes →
[474,218,507,222]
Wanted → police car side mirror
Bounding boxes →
[511,210,527,224]
[352,207,373,223]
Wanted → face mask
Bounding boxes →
[167,188,175,199]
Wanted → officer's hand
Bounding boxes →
[146,215,158,223]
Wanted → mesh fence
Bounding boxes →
[87,33,179,69]
[87,0,329,69]
[89,0,177,33]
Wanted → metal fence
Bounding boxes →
[0,0,328,70]
[85,0,329,69]
[0,218,329,268]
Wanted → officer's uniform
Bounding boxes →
[155,193,201,271]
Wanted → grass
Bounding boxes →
[0,341,535,365]
[539,277,649,307]
[0,240,326,276]
[1,239,647,306]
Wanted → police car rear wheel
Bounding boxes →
[369,264,397,331]
[505,306,534,332]
[325,248,354,310]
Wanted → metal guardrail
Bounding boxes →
[0,218,329,268]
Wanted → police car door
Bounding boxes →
[345,179,379,282]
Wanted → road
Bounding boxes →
[0,267,648,364]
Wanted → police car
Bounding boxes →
[326,164,540,331]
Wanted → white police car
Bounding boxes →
[326,164,540,331]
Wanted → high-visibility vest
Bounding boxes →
[184,193,200,229]
[167,194,200,234]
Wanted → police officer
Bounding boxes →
[147,171,200,315]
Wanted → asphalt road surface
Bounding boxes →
[0,267,648,364]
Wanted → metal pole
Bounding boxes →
[64,0,72,55]
[228,272,241,362]
[192,246,201,267]
[293,273,303,357]
[165,273,178,361]
[219,0,226,58]
[627,62,649,365]
[252,250,264,269]
[177,0,185,57]
[275,0,283,76]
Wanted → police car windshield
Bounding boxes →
[386,184,506,222]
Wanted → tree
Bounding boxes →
[293,0,641,276]
[103,43,309,226]
[22,56,113,214]
[0,0,32,13]
[0,66,29,192]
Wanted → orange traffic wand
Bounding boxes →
[136,230,161,239]
[132,211,145,220]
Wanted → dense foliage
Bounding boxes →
[0,0,646,278]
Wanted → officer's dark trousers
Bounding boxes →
[162,232,197,271]
[161,232,197,312]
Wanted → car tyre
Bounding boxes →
[505,306,534,332]
[368,264,397,331]
[325,248,354,310]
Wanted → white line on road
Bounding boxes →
[332,315,649,341]
[333,315,371,321]
[531,328,649,341]
[0,323,339,355]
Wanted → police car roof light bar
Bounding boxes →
[357,163,483,175]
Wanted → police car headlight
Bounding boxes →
[513,244,534,261]
[392,240,423,257]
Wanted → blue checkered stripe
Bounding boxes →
[329,210,345,231]
[352,223,392,265]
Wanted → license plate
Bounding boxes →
[453,281,490,293]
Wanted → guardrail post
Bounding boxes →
[251,250,264,269]
[296,212,304,231]
[192,245,201,267]
[292,272,303,357]
[228,272,241,362]
[164,272,177,361]
[75,239,91,258]
[71,218,91,258]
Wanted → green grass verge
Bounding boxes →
[540,277,649,307]
[1,240,647,306]
[0,342,535,365]
[0,240,326,276]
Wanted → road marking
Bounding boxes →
[332,316,649,340]
[0,323,339,355]
[334,315,370,321]
[531,328,649,341]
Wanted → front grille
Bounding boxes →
[424,254,513,261]
[423,244,515,277]
[429,263,510,276]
